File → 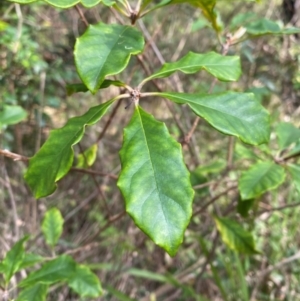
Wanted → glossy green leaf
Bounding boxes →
[214,216,259,254]
[238,161,286,200]
[66,79,126,96]
[81,0,101,7]
[16,283,48,301]
[0,105,27,127]
[158,91,270,145]
[24,99,114,199]
[19,255,76,287]
[287,164,300,193]
[42,208,64,248]
[68,265,102,297]
[1,236,29,284]
[76,144,98,168]
[44,0,79,8]
[118,106,194,256]
[75,23,144,93]
[276,122,300,150]
[143,52,241,83]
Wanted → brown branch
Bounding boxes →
[75,5,89,27]
[0,149,28,162]
[192,185,238,217]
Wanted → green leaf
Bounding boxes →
[158,91,270,145]
[106,285,138,301]
[19,255,76,287]
[0,105,27,127]
[1,236,29,284]
[42,208,64,248]
[285,139,300,158]
[44,0,79,8]
[24,99,114,199]
[68,265,102,297]
[75,23,144,93]
[214,216,259,254]
[238,161,286,200]
[287,164,300,193]
[16,283,48,301]
[18,253,45,271]
[81,0,101,7]
[7,0,37,3]
[276,122,300,150]
[118,106,194,256]
[66,79,126,96]
[246,18,281,35]
[76,144,98,168]
[237,198,255,218]
[143,52,241,83]
[126,268,169,283]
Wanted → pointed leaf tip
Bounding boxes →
[118,107,194,256]
[24,100,114,199]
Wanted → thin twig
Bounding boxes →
[75,5,89,27]
[192,185,238,217]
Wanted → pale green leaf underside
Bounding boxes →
[0,105,27,127]
[68,265,103,297]
[118,106,194,256]
[159,91,270,145]
[287,164,300,193]
[238,161,286,200]
[42,208,64,247]
[246,18,300,36]
[276,122,300,150]
[144,52,241,83]
[16,284,48,301]
[214,216,259,254]
[75,23,144,93]
[44,0,101,8]
[24,99,114,199]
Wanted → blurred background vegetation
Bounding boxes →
[1,0,300,300]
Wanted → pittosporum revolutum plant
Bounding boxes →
[1,0,300,299]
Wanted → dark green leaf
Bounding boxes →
[143,52,241,83]
[42,208,64,248]
[118,106,194,256]
[214,216,259,254]
[19,255,76,287]
[16,283,48,301]
[158,91,270,145]
[276,122,300,150]
[68,265,102,297]
[0,105,27,127]
[237,198,255,217]
[2,236,29,284]
[287,164,300,193]
[66,79,126,96]
[24,99,114,198]
[75,23,144,93]
[238,161,286,200]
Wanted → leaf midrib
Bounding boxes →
[136,108,171,242]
